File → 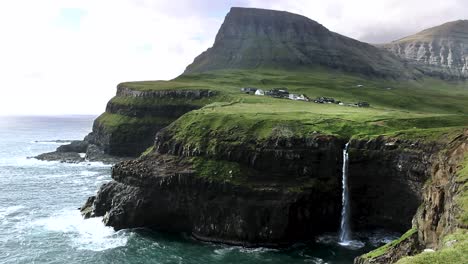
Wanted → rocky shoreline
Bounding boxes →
[34,140,131,164]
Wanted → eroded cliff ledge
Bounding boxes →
[36,84,218,162]
[82,133,345,247]
[355,129,468,263]
[80,124,465,248]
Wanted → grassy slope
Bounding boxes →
[360,149,468,263]
[121,68,467,261]
[396,154,468,263]
[118,69,467,145]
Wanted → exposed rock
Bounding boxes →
[348,137,440,232]
[56,140,89,153]
[116,86,217,99]
[34,141,130,164]
[83,156,341,247]
[184,7,414,78]
[83,88,216,157]
[354,229,421,264]
[80,196,95,218]
[35,151,84,163]
[354,129,468,263]
[81,126,464,248]
[381,20,468,79]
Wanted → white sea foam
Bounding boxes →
[0,157,60,167]
[32,140,73,145]
[315,233,365,250]
[0,205,25,220]
[33,209,128,251]
[337,239,365,249]
[79,171,100,177]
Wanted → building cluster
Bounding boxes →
[240,87,370,107]
[241,87,309,101]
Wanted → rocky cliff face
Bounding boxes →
[382,20,468,79]
[83,85,217,157]
[82,133,346,246]
[81,124,462,247]
[185,7,413,78]
[355,129,468,263]
[348,138,440,232]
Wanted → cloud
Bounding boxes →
[0,0,222,115]
[0,0,466,115]
[244,0,468,43]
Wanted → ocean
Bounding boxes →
[0,116,396,264]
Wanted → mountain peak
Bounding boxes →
[396,19,468,43]
[383,19,468,79]
[184,7,410,78]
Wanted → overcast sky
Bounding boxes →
[0,0,466,115]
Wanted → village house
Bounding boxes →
[314,96,335,104]
[255,89,265,96]
[358,101,370,107]
[289,94,308,101]
[240,87,258,94]
[265,88,289,98]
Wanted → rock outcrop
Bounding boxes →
[348,138,440,232]
[185,7,414,78]
[382,20,468,79]
[81,133,346,246]
[354,129,468,263]
[34,140,130,164]
[81,124,465,248]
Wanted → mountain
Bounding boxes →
[184,7,412,78]
[382,20,468,79]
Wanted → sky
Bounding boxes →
[0,0,466,115]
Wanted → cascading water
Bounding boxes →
[339,142,351,244]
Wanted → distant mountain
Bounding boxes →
[184,7,413,78]
[382,20,468,79]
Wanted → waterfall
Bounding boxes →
[339,142,351,244]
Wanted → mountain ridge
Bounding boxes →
[382,19,468,79]
[184,7,414,78]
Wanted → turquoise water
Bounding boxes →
[0,116,397,264]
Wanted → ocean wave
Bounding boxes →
[32,140,75,144]
[0,205,26,220]
[33,209,128,251]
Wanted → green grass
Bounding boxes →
[96,112,175,132]
[113,69,467,148]
[120,69,468,115]
[362,228,417,259]
[190,157,250,186]
[396,230,468,264]
[112,69,465,157]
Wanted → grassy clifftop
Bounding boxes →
[97,68,467,156]
[122,69,468,146]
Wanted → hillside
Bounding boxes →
[382,20,468,79]
[36,7,468,264]
[185,7,413,78]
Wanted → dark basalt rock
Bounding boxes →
[83,89,216,157]
[56,140,89,153]
[354,130,468,263]
[35,151,84,163]
[348,137,441,232]
[82,129,458,249]
[34,141,130,164]
[83,154,342,247]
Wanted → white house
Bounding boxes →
[289,94,308,101]
[255,89,265,96]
